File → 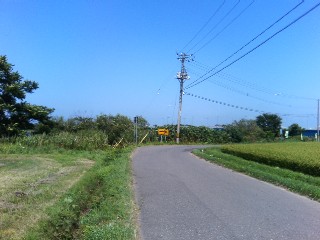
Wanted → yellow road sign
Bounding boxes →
[158,129,169,136]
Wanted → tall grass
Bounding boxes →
[0,130,110,152]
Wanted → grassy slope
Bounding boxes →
[194,147,320,202]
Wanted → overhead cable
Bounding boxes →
[186,0,241,53]
[192,0,256,54]
[181,0,226,52]
[189,60,317,101]
[188,66,295,107]
[185,1,320,90]
[185,92,315,118]
[186,0,305,89]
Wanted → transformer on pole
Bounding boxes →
[176,53,192,144]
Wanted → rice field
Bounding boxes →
[221,142,320,176]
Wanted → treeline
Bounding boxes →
[39,114,137,145]
[24,114,269,145]
[1,112,308,150]
[1,56,307,148]
[2,114,141,150]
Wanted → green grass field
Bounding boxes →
[0,152,94,239]
[0,145,137,240]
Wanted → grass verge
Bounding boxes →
[194,147,320,202]
[24,147,137,240]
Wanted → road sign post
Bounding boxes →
[158,129,169,142]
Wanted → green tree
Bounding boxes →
[135,115,149,128]
[70,116,96,131]
[96,114,133,144]
[256,113,282,139]
[0,56,54,136]
[50,116,67,132]
[225,119,265,143]
[288,123,304,136]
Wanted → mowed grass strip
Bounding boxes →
[25,147,137,240]
[194,147,320,202]
[221,142,320,176]
[78,148,137,240]
[0,153,94,240]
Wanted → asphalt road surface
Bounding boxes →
[132,145,320,240]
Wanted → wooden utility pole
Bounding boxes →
[176,53,192,144]
[317,99,319,142]
[134,116,138,145]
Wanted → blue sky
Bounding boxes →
[1,0,320,128]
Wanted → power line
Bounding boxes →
[186,0,305,89]
[181,0,226,52]
[185,1,320,90]
[140,69,177,117]
[188,60,317,101]
[192,0,255,54]
[185,92,316,118]
[206,79,294,107]
[185,92,262,114]
[188,66,296,107]
[194,0,304,55]
[186,0,241,53]
[185,0,304,88]
[156,70,177,94]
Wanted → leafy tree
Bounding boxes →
[96,114,133,144]
[135,115,149,128]
[288,123,304,136]
[96,114,113,133]
[225,119,265,143]
[70,116,96,131]
[50,116,67,132]
[256,113,282,139]
[0,55,54,136]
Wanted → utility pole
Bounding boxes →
[176,53,192,144]
[134,116,138,145]
[317,99,319,142]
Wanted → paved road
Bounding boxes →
[132,145,320,240]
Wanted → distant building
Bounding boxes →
[211,124,225,131]
[302,129,318,138]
